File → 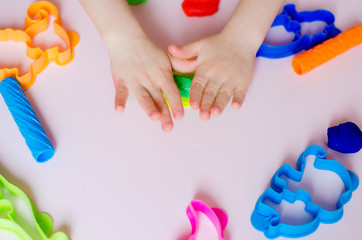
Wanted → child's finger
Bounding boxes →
[189,68,209,110]
[114,83,129,113]
[231,84,248,110]
[168,43,200,60]
[161,74,184,120]
[169,56,197,73]
[211,84,233,116]
[134,87,161,121]
[151,91,174,132]
[199,80,222,121]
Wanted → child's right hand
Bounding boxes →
[80,0,184,132]
[106,33,184,132]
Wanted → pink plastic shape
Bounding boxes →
[186,199,228,240]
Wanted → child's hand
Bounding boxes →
[108,34,184,132]
[168,31,259,120]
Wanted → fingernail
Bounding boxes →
[162,121,173,132]
[211,107,222,116]
[174,109,184,120]
[190,100,199,110]
[150,111,161,120]
[231,102,241,110]
[115,105,125,113]
[200,110,210,121]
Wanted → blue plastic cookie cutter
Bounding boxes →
[256,4,341,58]
[328,122,362,154]
[251,145,359,239]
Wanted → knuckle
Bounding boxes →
[219,89,232,99]
[138,90,149,99]
[137,92,151,105]
[192,78,206,88]
[234,83,248,94]
[113,76,127,87]
[201,103,212,109]
[203,87,218,97]
[165,83,179,95]
[116,85,127,94]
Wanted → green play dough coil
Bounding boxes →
[173,74,192,98]
[127,0,147,5]
[0,175,69,240]
[165,72,194,108]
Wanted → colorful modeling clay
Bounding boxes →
[251,145,359,239]
[173,73,192,108]
[328,122,362,154]
[0,174,69,240]
[292,23,362,75]
[182,0,220,17]
[0,78,54,162]
[127,0,147,5]
[164,73,192,108]
[257,4,340,58]
[186,200,228,240]
[0,1,79,162]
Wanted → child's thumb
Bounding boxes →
[168,41,200,60]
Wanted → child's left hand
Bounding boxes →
[168,30,259,120]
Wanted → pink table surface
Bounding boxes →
[0,0,361,239]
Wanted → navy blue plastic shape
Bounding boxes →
[328,122,362,154]
[256,4,341,58]
[251,145,359,239]
[0,77,54,162]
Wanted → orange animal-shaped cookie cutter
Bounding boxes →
[0,1,79,90]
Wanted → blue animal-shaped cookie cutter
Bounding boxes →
[257,4,341,58]
[251,145,359,238]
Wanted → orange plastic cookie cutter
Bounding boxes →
[292,23,362,75]
[0,1,79,90]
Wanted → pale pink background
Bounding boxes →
[0,0,361,239]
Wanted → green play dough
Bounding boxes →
[127,0,147,5]
[173,72,193,98]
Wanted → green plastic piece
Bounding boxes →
[127,0,147,5]
[0,175,69,240]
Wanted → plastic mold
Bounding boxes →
[257,4,341,58]
[186,200,228,240]
[0,174,69,240]
[0,1,79,90]
[0,1,79,162]
[251,145,359,239]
